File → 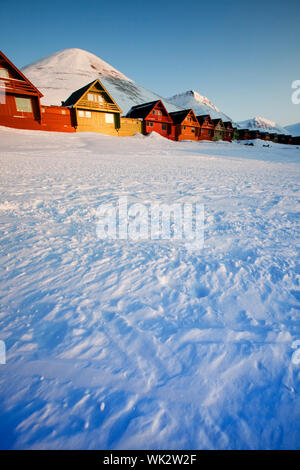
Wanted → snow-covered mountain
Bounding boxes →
[237,116,289,135]
[166,90,233,122]
[284,122,300,137]
[22,48,182,115]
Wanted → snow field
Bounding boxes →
[0,127,299,449]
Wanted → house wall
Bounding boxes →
[213,127,226,140]
[143,120,175,140]
[198,126,214,141]
[75,109,120,135]
[0,91,42,130]
[176,124,198,141]
[119,117,142,136]
[41,106,75,132]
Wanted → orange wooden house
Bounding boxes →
[196,114,214,141]
[0,50,74,132]
[169,109,200,141]
[126,100,175,140]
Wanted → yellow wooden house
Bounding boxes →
[62,79,141,136]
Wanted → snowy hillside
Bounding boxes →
[285,122,300,137]
[0,126,299,450]
[237,116,289,135]
[167,90,233,122]
[22,48,181,115]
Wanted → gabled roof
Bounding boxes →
[0,50,43,97]
[196,114,213,125]
[126,100,172,121]
[169,109,199,126]
[212,118,224,126]
[126,100,161,119]
[62,79,122,113]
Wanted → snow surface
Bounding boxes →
[0,126,300,450]
[22,48,182,115]
[167,90,232,122]
[237,117,289,135]
[285,122,300,137]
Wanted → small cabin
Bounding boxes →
[63,79,122,136]
[169,109,200,141]
[212,118,226,141]
[126,100,175,140]
[223,121,234,142]
[0,50,43,130]
[196,114,214,141]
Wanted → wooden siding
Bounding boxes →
[75,108,120,135]
[41,106,75,133]
[119,117,142,136]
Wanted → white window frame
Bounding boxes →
[105,113,114,124]
[15,97,33,113]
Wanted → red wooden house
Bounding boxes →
[0,50,43,130]
[196,114,214,141]
[223,121,234,142]
[169,109,200,141]
[126,100,175,140]
[0,50,74,132]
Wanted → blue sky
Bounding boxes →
[1,0,299,125]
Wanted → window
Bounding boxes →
[158,110,162,116]
[147,121,153,127]
[15,97,32,113]
[152,110,156,115]
[88,93,94,101]
[41,108,45,113]
[162,124,167,130]
[61,110,66,115]
[105,113,114,123]
[78,110,91,118]
[0,68,9,78]
[97,95,103,103]
[191,127,195,133]
[183,126,186,130]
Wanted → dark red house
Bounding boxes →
[126,100,175,140]
[0,50,74,132]
[223,121,234,142]
[196,114,214,141]
[169,109,200,141]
